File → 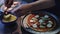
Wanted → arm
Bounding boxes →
[20,0,55,11]
[3,0,55,16]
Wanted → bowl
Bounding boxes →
[1,13,17,26]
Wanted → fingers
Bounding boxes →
[11,2,19,8]
[8,2,19,11]
[3,2,20,12]
[13,2,19,5]
[9,2,22,13]
[3,7,7,11]
[7,8,13,11]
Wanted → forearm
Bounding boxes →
[20,0,55,11]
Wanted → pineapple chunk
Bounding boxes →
[30,20,34,22]
[48,21,53,24]
[32,24,37,28]
[40,25,45,28]
[32,17,37,20]
[44,15,49,18]
[31,17,38,22]
[39,19,44,24]
[35,15,39,18]
[47,24,52,28]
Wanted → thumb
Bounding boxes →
[3,6,7,12]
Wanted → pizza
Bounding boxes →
[24,14,56,32]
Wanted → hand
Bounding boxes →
[3,2,20,12]
[2,2,27,17]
